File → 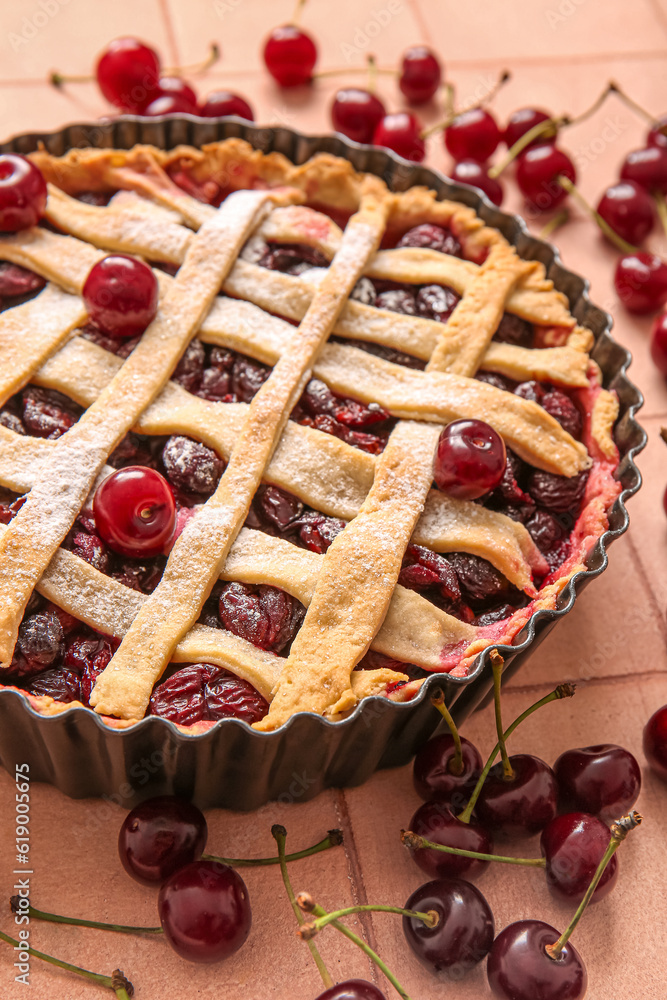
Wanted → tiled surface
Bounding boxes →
[1,1,667,997]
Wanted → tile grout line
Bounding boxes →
[646,0,667,42]
[625,530,667,649]
[405,0,430,44]
[157,0,182,69]
[504,667,667,698]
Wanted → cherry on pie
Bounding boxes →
[0,138,620,733]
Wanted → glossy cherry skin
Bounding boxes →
[403,877,494,975]
[198,91,254,121]
[435,419,506,500]
[643,704,667,780]
[504,108,553,150]
[553,744,641,823]
[263,25,317,87]
[141,93,198,117]
[314,982,385,1000]
[449,160,504,206]
[373,112,425,162]
[140,76,198,113]
[487,920,587,1000]
[82,254,158,338]
[614,252,667,314]
[399,46,442,105]
[445,108,501,163]
[331,88,386,144]
[516,145,576,211]
[413,733,483,810]
[0,154,47,232]
[596,180,655,245]
[647,114,667,148]
[620,145,667,194]
[650,313,667,376]
[93,466,176,558]
[158,860,251,963]
[540,812,618,904]
[408,801,494,879]
[475,754,558,838]
[118,796,207,885]
[96,37,161,112]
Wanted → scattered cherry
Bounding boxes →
[596,180,655,245]
[373,112,425,162]
[434,419,507,500]
[613,252,667,314]
[647,115,667,149]
[199,91,254,120]
[515,145,576,211]
[263,25,317,87]
[141,93,198,117]
[620,145,667,194]
[444,107,501,163]
[141,76,198,114]
[407,801,494,879]
[449,159,504,206]
[475,754,558,839]
[399,46,442,105]
[314,983,385,1000]
[158,859,251,963]
[540,813,618,904]
[643,704,667,780]
[82,254,158,338]
[650,314,667,375]
[413,733,483,810]
[504,108,553,150]
[402,877,494,975]
[118,795,207,885]
[553,744,641,823]
[487,920,587,1000]
[93,466,175,558]
[0,154,47,232]
[96,37,161,112]
[331,88,386,144]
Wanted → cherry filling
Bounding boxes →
[0,385,84,439]
[0,261,46,310]
[149,662,269,726]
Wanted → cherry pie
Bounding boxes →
[0,138,620,733]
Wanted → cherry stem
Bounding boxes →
[421,69,511,139]
[291,0,307,25]
[653,190,667,241]
[607,79,661,127]
[443,81,456,119]
[556,175,640,254]
[9,897,161,936]
[367,54,377,94]
[539,208,570,240]
[313,65,395,80]
[490,650,514,781]
[271,824,333,990]
[298,903,438,940]
[458,682,576,824]
[430,688,464,776]
[295,894,412,1000]
[546,811,643,960]
[660,427,667,446]
[0,929,133,997]
[49,43,220,88]
[400,829,546,868]
[204,828,343,868]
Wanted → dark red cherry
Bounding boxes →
[449,159,504,206]
[540,813,618,904]
[118,796,207,885]
[373,112,425,162]
[620,145,667,194]
[93,466,175,558]
[141,76,198,115]
[596,180,655,245]
[198,90,254,120]
[504,108,553,150]
[263,25,317,87]
[0,154,47,232]
[647,115,667,148]
[413,733,483,810]
[314,982,385,1000]
[158,860,251,963]
[403,877,494,975]
[650,313,667,375]
[331,88,386,144]
[82,254,158,338]
[487,920,587,1000]
[408,802,493,879]
[444,108,501,163]
[516,145,576,211]
[553,744,641,823]
[614,252,667,314]
[435,419,506,500]
[643,704,667,780]
[96,37,161,112]
[475,754,558,838]
[399,46,442,105]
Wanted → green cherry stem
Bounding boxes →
[400,830,546,868]
[204,829,343,868]
[457,682,576,825]
[50,43,219,89]
[539,208,570,240]
[490,650,514,781]
[546,811,642,959]
[9,897,161,936]
[653,190,667,241]
[271,824,333,990]
[556,175,640,253]
[298,902,438,939]
[0,929,133,998]
[296,893,413,1000]
[430,688,464,776]
[421,69,511,139]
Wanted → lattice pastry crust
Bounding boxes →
[0,139,620,732]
